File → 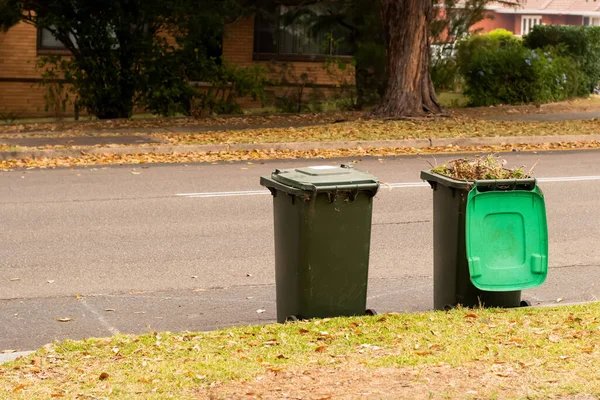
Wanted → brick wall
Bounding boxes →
[223,17,354,86]
[471,12,516,34]
[471,12,584,36]
[0,22,78,117]
[1,17,353,117]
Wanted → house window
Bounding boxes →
[583,17,600,26]
[37,27,76,54]
[254,5,352,60]
[521,16,542,36]
[39,28,67,50]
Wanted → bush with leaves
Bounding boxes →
[191,62,266,116]
[457,30,584,106]
[524,25,600,94]
[2,0,242,119]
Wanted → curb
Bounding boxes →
[1,134,600,161]
[0,351,34,364]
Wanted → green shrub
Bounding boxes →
[524,25,600,93]
[457,31,584,106]
[193,62,266,116]
[431,57,461,91]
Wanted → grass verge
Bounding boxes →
[1,303,600,399]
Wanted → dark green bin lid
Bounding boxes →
[260,164,379,195]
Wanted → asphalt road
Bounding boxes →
[2,150,600,352]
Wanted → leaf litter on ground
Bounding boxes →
[1,140,598,171]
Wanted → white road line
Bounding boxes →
[175,175,600,199]
[538,176,600,183]
[79,298,121,336]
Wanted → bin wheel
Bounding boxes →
[285,315,299,323]
[520,300,532,307]
[365,309,377,316]
[443,304,455,311]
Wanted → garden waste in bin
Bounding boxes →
[421,171,548,310]
[260,165,379,323]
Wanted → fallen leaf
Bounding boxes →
[99,372,110,380]
[51,394,64,398]
[256,309,266,314]
[9,278,20,281]
[557,298,564,303]
[47,280,55,284]
[56,318,73,322]
[105,308,115,312]
[2,349,16,354]
[131,171,141,175]
[415,350,433,356]
[464,313,478,319]
[13,384,25,392]
[581,346,595,354]
[315,345,327,353]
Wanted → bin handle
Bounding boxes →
[310,183,379,197]
[474,178,537,192]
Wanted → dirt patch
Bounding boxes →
[450,97,600,119]
[204,362,595,400]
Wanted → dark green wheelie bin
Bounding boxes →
[421,170,548,310]
[261,165,379,323]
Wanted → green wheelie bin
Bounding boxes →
[261,165,379,323]
[421,170,548,310]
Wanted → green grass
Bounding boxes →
[437,92,468,108]
[2,303,600,399]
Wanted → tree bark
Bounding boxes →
[372,0,444,118]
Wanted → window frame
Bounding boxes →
[36,28,71,56]
[520,15,542,36]
[252,6,353,62]
[583,16,600,26]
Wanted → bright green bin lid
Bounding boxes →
[466,183,548,292]
[260,164,379,195]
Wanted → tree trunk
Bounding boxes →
[372,0,443,118]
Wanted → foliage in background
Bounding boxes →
[2,0,242,119]
[429,0,500,92]
[456,30,584,106]
[276,0,385,109]
[192,62,266,116]
[268,62,323,113]
[431,155,531,180]
[524,25,600,94]
[0,108,20,124]
[34,56,73,119]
